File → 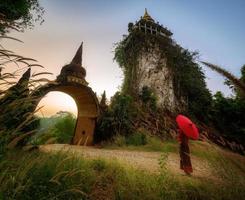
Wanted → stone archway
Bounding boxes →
[31,43,100,145]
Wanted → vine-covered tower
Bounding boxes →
[116,9,186,112]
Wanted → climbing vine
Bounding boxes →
[114,27,212,121]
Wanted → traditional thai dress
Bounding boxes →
[178,130,193,174]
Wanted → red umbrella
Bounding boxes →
[176,114,199,140]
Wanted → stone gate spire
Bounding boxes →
[71,42,83,66]
[57,42,87,85]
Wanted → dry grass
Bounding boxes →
[201,61,245,95]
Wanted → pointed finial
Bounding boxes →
[143,8,154,22]
[71,42,83,66]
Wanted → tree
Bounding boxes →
[139,86,157,111]
[95,92,136,142]
[0,0,44,35]
[99,90,108,113]
[210,91,245,146]
[241,65,245,83]
[202,63,245,150]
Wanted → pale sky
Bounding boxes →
[2,0,245,116]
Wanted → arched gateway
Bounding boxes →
[31,43,99,145]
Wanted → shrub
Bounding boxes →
[32,112,76,145]
[139,86,157,111]
[95,92,137,142]
[113,134,127,147]
[125,132,147,146]
[210,92,245,146]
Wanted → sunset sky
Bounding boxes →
[2,0,245,116]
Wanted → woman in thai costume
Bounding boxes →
[178,129,193,175]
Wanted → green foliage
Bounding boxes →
[241,64,245,83]
[237,64,245,98]
[114,30,212,121]
[112,134,126,147]
[0,0,44,34]
[32,112,76,144]
[110,92,135,135]
[139,86,157,111]
[99,90,108,113]
[102,132,177,152]
[95,92,136,142]
[128,22,134,32]
[210,92,245,146]
[171,50,212,121]
[125,132,147,146]
[0,151,94,199]
[52,112,76,143]
[201,63,245,151]
[108,132,147,147]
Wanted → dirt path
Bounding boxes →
[39,144,213,179]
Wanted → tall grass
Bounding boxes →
[0,36,52,155]
[0,151,93,199]
[0,150,244,200]
[201,61,245,96]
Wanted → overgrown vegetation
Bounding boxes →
[211,92,245,145]
[200,64,245,149]
[95,92,136,142]
[112,23,245,154]
[139,86,157,111]
[95,88,172,143]
[114,30,212,121]
[97,28,212,142]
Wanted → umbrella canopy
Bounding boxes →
[176,114,199,140]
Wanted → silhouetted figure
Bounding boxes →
[178,129,193,175]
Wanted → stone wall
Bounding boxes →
[136,46,184,112]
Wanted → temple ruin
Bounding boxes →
[31,43,99,145]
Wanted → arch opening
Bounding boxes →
[32,83,99,146]
[36,91,78,117]
[34,91,78,145]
